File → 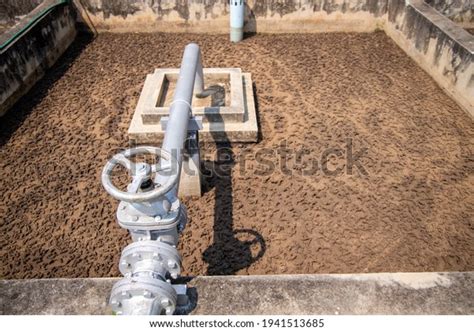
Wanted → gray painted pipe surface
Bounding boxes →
[160,43,204,183]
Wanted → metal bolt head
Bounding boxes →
[161,298,171,307]
[120,261,130,269]
[132,253,142,260]
[111,300,122,308]
[143,290,153,298]
[154,215,162,221]
[162,200,171,213]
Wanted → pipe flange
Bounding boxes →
[117,204,181,231]
[120,241,181,279]
[110,277,177,315]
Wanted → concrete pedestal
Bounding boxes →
[179,132,202,197]
[129,69,258,143]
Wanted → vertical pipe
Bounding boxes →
[230,0,245,43]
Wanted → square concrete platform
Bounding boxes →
[129,69,258,143]
[142,68,245,123]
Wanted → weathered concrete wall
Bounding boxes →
[80,0,388,33]
[1,272,473,314]
[0,0,44,24]
[385,0,473,117]
[1,1,471,118]
[0,1,77,116]
[0,0,44,33]
[425,0,473,25]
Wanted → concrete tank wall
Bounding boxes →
[0,0,44,32]
[385,0,473,117]
[0,1,77,116]
[79,0,388,33]
[0,0,44,23]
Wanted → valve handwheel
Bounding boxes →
[101,146,179,203]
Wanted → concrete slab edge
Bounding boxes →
[1,272,473,315]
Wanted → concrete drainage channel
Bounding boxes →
[0,0,473,315]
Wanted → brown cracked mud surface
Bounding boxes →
[1,32,473,278]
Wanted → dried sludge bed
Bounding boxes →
[0,32,473,279]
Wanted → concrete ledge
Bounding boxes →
[385,0,474,117]
[425,0,473,26]
[0,1,77,116]
[1,272,473,314]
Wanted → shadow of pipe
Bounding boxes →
[199,85,265,276]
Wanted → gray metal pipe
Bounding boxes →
[105,43,205,315]
[161,43,203,165]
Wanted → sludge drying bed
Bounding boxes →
[0,32,473,279]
